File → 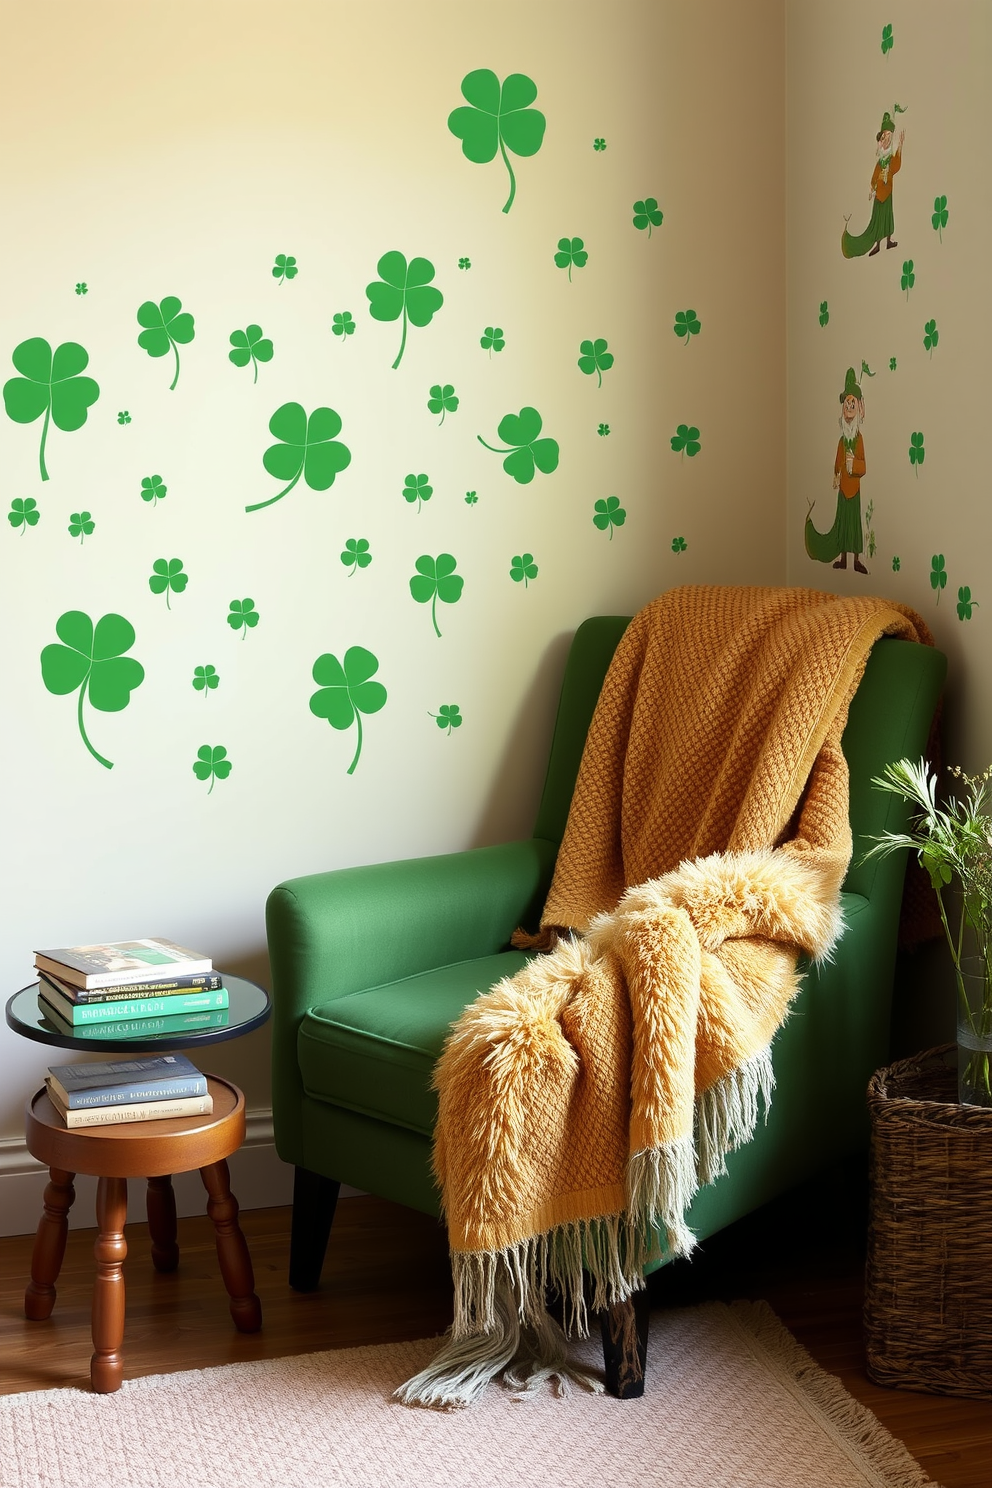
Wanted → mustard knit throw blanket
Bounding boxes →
[399,586,931,1408]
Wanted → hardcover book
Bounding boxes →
[39,968,224,1004]
[44,1081,214,1128]
[39,1004,230,1041]
[34,938,212,990]
[38,982,229,1026]
[47,1054,207,1109]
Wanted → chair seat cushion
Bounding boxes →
[297,950,532,1136]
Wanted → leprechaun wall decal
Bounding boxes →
[805,367,869,574]
[841,106,907,259]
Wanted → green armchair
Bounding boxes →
[266,615,944,1384]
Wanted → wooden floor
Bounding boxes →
[0,1164,988,1488]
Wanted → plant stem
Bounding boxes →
[431,592,441,639]
[347,713,363,775]
[499,137,517,214]
[77,686,112,770]
[392,308,408,370]
[38,403,51,482]
[245,468,302,513]
[169,339,180,392]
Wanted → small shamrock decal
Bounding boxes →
[478,406,559,483]
[481,326,505,356]
[117,410,131,424]
[229,325,273,383]
[578,338,614,387]
[431,704,463,734]
[932,195,949,242]
[465,491,478,505]
[671,424,701,459]
[272,254,298,284]
[554,237,588,281]
[892,556,901,572]
[332,312,355,341]
[193,745,232,794]
[193,664,219,696]
[428,383,459,424]
[632,197,663,235]
[149,557,187,609]
[957,586,978,621]
[366,251,443,369]
[8,497,39,533]
[409,554,464,638]
[923,319,939,357]
[673,310,701,346]
[140,474,167,505]
[819,301,829,327]
[672,536,688,553]
[227,598,258,637]
[458,257,472,270]
[3,337,100,482]
[593,496,626,539]
[448,69,546,214]
[68,511,95,543]
[40,611,144,769]
[249,402,351,513]
[930,554,947,602]
[310,646,387,775]
[75,283,88,295]
[901,260,915,299]
[136,297,195,391]
[881,22,893,55]
[909,431,925,474]
[889,357,897,371]
[341,537,372,575]
[598,423,611,437]
[403,473,433,511]
[593,138,607,152]
[510,553,539,587]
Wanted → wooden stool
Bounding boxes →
[23,1074,262,1393]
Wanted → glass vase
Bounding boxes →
[956,957,992,1107]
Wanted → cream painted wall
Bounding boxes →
[0,0,786,1205]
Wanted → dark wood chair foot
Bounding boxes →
[599,1288,650,1399]
[200,1159,262,1332]
[25,1167,76,1321]
[146,1175,180,1272]
[288,1167,340,1291]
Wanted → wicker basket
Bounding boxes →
[864,1045,992,1398]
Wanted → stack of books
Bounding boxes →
[34,938,229,1041]
[44,1054,213,1128]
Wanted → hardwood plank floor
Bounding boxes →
[0,1165,988,1487]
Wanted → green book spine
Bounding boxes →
[42,988,229,1025]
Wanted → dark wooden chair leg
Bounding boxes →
[91,1175,128,1393]
[146,1174,180,1272]
[599,1288,650,1399]
[200,1158,262,1333]
[288,1166,340,1291]
[24,1167,76,1321]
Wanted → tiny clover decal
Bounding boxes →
[957,586,978,621]
[458,257,472,270]
[229,325,273,383]
[930,554,947,603]
[9,497,39,533]
[819,301,829,327]
[578,338,614,387]
[510,552,538,587]
[227,598,258,637]
[465,490,478,505]
[671,424,701,459]
[892,556,901,572]
[341,537,372,575]
[428,383,459,424]
[149,557,188,609]
[409,553,464,638]
[40,610,144,770]
[593,496,625,539]
[332,312,355,340]
[310,646,387,775]
[3,337,100,482]
[136,297,195,392]
[593,138,607,152]
[909,431,925,474]
[673,310,701,346]
[193,745,232,794]
[448,69,546,214]
[68,511,95,543]
[932,195,949,242]
[403,473,433,512]
[881,22,894,55]
[249,401,351,513]
[478,406,559,484]
[632,197,663,236]
[365,251,443,370]
[481,326,505,356]
[193,664,219,696]
[672,536,688,553]
[889,357,897,371]
[901,260,915,299]
[117,410,131,424]
[923,319,939,358]
[75,283,88,295]
[598,423,611,437]
[554,237,588,281]
[272,254,298,284]
[141,474,167,505]
[431,704,463,734]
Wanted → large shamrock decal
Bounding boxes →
[554,237,588,281]
[9,497,40,533]
[40,611,144,770]
[478,406,559,484]
[448,69,546,214]
[428,383,459,424]
[578,338,614,388]
[248,402,351,513]
[365,252,443,370]
[229,325,273,383]
[193,745,232,794]
[149,557,188,608]
[3,338,100,482]
[409,554,464,638]
[136,297,195,391]
[310,646,387,775]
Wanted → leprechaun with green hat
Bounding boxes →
[841,106,907,258]
[805,367,868,573]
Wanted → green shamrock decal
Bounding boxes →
[458,257,472,270]
[136,297,195,392]
[272,254,298,284]
[249,402,351,513]
[448,69,546,214]
[593,138,607,152]
[403,473,433,511]
[149,557,188,609]
[409,554,464,638]
[598,423,611,437]
[510,552,538,587]
[481,326,505,356]
[193,664,219,696]
[431,704,463,734]
[923,319,939,357]
[578,338,614,387]
[365,251,443,370]
[310,646,387,775]
[341,537,372,576]
[227,598,258,637]
[140,474,167,505]
[478,407,559,484]
[229,325,273,383]
[554,237,588,281]
[193,745,232,794]
[428,384,459,424]
[465,490,478,505]
[672,536,688,553]
[40,611,144,770]
[909,431,925,474]
[117,410,131,424]
[75,283,88,295]
[818,301,829,327]
[671,424,701,459]
[68,510,95,543]
[957,586,978,621]
[889,357,897,371]
[932,195,948,242]
[332,312,355,340]
[3,338,100,482]
[901,260,915,299]
[593,496,626,539]
[930,554,947,602]
[892,556,901,572]
[881,22,893,54]
[8,497,39,533]
[673,310,701,346]
[632,198,663,236]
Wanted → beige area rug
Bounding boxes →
[0,1301,937,1488]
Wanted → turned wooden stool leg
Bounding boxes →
[146,1175,180,1272]
[200,1159,262,1333]
[91,1175,128,1394]
[24,1167,76,1321]
[598,1288,650,1400]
